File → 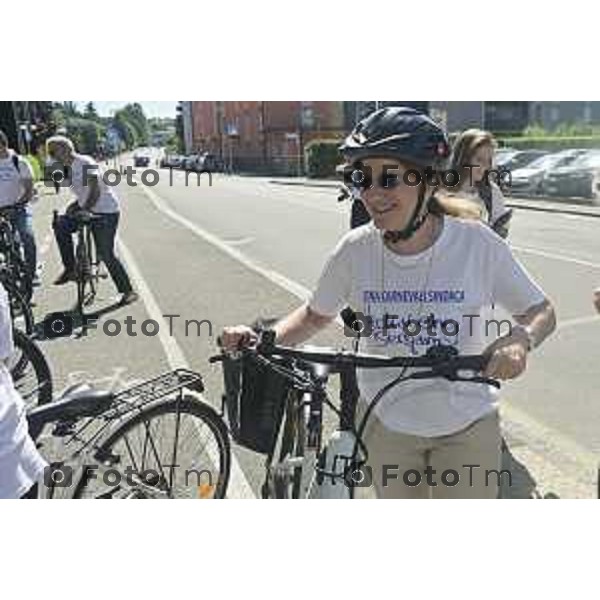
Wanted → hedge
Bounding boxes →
[496,136,600,152]
[305,139,342,179]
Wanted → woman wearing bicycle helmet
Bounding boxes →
[221,106,555,499]
[0,281,47,498]
[448,128,513,239]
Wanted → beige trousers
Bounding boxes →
[355,409,503,499]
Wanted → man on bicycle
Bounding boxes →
[0,129,39,285]
[0,280,47,498]
[46,136,138,305]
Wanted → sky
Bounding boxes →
[73,101,178,118]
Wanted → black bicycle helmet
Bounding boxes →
[339,106,450,168]
[339,107,450,242]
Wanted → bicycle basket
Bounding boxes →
[221,353,291,455]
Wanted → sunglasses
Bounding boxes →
[345,165,421,191]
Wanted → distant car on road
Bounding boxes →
[133,152,151,167]
[508,149,589,196]
[542,150,600,201]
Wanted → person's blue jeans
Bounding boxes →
[8,204,37,279]
[53,211,133,294]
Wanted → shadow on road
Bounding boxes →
[33,300,127,341]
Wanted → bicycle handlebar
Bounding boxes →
[210,329,498,386]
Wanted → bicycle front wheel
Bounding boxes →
[71,396,231,499]
[9,329,53,409]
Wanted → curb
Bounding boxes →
[268,179,600,218]
[268,179,340,190]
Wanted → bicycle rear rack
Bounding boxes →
[55,369,206,457]
[103,368,205,420]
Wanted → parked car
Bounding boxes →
[542,150,600,200]
[496,150,548,172]
[196,152,222,172]
[160,154,184,168]
[133,152,151,167]
[184,155,205,171]
[508,149,589,196]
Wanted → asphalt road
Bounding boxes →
[29,154,600,498]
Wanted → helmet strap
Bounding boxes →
[383,185,431,243]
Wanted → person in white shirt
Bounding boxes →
[448,128,513,239]
[0,129,39,284]
[0,280,48,498]
[46,136,138,305]
[219,107,556,499]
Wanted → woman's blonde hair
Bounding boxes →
[429,191,483,220]
[448,128,496,191]
[398,158,484,221]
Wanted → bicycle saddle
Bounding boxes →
[27,384,115,436]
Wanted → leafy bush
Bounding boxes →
[305,140,342,178]
[497,135,600,151]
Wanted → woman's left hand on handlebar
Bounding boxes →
[483,332,529,380]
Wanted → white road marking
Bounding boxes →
[513,245,600,270]
[143,186,599,497]
[116,237,256,499]
[557,314,600,331]
[142,186,345,328]
[142,186,312,301]
[222,237,255,247]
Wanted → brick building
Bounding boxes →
[188,101,346,175]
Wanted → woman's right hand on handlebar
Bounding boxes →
[219,325,259,352]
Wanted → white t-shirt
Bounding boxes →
[0,151,33,208]
[0,282,48,498]
[308,217,546,437]
[70,154,119,214]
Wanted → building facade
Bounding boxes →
[189,101,347,175]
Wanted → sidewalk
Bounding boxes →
[267,177,600,218]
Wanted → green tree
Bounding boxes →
[64,118,105,154]
[115,103,149,146]
[112,113,138,149]
[83,101,99,120]
[62,101,80,117]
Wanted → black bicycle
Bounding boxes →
[211,330,500,499]
[0,206,34,333]
[0,274,34,334]
[27,369,231,499]
[52,210,105,318]
[8,328,53,409]
[73,212,104,317]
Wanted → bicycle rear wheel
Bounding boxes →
[71,396,231,499]
[9,329,53,409]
